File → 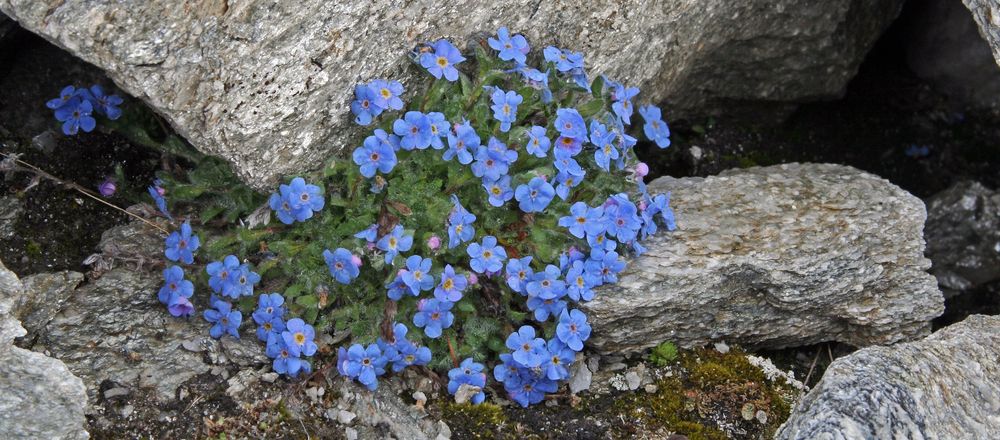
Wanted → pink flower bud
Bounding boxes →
[351,255,363,268]
[367,242,376,250]
[397,268,409,277]
[635,162,649,178]
[416,298,428,311]
[468,273,479,285]
[638,200,647,211]
[427,235,441,251]
[156,186,166,197]
[97,178,117,197]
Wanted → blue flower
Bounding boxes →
[344,343,387,390]
[558,202,590,239]
[448,196,477,249]
[554,135,583,157]
[230,263,261,298]
[386,272,411,301]
[565,260,597,302]
[204,301,241,339]
[282,318,318,357]
[488,27,529,64]
[445,121,480,164]
[83,85,123,120]
[268,191,296,225]
[46,86,79,110]
[526,265,566,300]
[515,177,555,213]
[402,255,435,294]
[515,65,553,103]
[587,233,617,253]
[53,96,96,135]
[266,334,310,377]
[426,111,449,149]
[434,264,467,302]
[377,224,414,264]
[507,372,558,408]
[353,131,398,177]
[611,84,639,124]
[164,221,200,264]
[557,309,592,351]
[393,111,434,150]
[351,84,383,125]
[586,248,626,285]
[605,196,642,242]
[471,147,511,182]
[506,325,546,367]
[369,79,405,110]
[167,295,195,318]
[525,126,550,158]
[639,105,671,148]
[554,168,584,201]
[413,299,454,338]
[389,340,432,373]
[354,224,378,242]
[541,338,575,380]
[158,265,193,306]
[543,47,584,72]
[206,255,240,296]
[286,177,325,217]
[554,108,587,139]
[467,235,507,273]
[554,155,583,175]
[526,295,567,322]
[323,248,361,284]
[420,39,465,81]
[504,256,535,294]
[253,293,286,342]
[147,184,172,220]
[589,120,619,171]
[448,358,488,404]
[490,87,522,132]
[650,193,677,231]
[483,175,514,207]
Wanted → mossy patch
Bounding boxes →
[441,402,510,440]
[612,347,794,439]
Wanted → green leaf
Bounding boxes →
[577,98,606,118]
[590,75,605,98]
[296,295,319,307]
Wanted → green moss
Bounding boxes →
[613,347,795,439]
[649,341,679,366]
[441,402,508,440]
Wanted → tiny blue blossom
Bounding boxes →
[505,256,535,294]
[323,248,361,284]
[543,46,584,72]
[448,358,488,404]
[54,97,96,135]
[554,108,587,139]
[344,343,387,390]
[369,79,405,110]
[447,196,477,249]
[434,264,467,302]
[540,338,575,380]
[83,85,123,120]
[467,235,507,273]
[490,87,522,132]
[565,260,597,302]
[282,318,318,357]
[164,221,200,264]
[445,121,480,164]
[353,131,399,177]
[420,39,465,81]
[483,175,514,207]
[377,224,414,264]
[354,224,378,242]
[402,255,435,295]
[206,255,241,296]
[351,84,383,125]
[204,301,241,339]
[253,293,287,342]
[639,105,671,148]
[525,126,550,158]
[526,295,567,322]
[413,299,455,338]
[393,111,434,150]
[611,84,639,124]
[526,265,566,300]
[506,325,546,368]
[147,184,172,220]
[426,111,449,149]
[488,27,529,64]
[514,177,555,213]
[557,309,592,351]
[589,120,619,171]
[554,168,584,201]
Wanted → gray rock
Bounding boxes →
[582,163,943,354]
[16,270,84,339]
[0,196,21,240]
[37,266,265,404]
[0,345,90,439]
[333,377,450,440]
[624,371,641,391]
[963,0,1000,69]
[0,0,899,189]
[924,181,1000,293]
[0,260,90,440]
[568,357,593,394]
[776,314,1000,439]
[905,0,1000,108]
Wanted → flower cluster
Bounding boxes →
[268,177,325,225]
[45,85,123,135]
[338,322,431,390]
[351,79,405,125]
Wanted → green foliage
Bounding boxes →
[650,341,679,366]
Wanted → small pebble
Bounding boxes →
[607,362,628,372]
[435,420,452,440]
[756,410,768,425]
[261,372,279,383]
[345,427,359,440]
[103,387,130,399]
[741,403,756,421]
[714,341,730,354]
[337,410,357,425]
[644,384,658,394]
[625,371,641,391]
[120,404,134,418]
[412,391,427,404]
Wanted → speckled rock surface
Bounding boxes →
[582,163,943,354]
[963,0,1000,68]
[0,260,90,440]
[776,314,1000,439]
[924,181,1000,294]
[16,270,84,339]
[0,0,900,189]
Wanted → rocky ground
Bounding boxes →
[3,0,1000,438]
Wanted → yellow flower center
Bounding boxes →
[436,56,448,68]
[294,332,306,344]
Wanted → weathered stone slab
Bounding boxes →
[582,163,943,354]
[0,0,900,188]
[777,314,1000,439]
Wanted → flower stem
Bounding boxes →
[0,152,171,235]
